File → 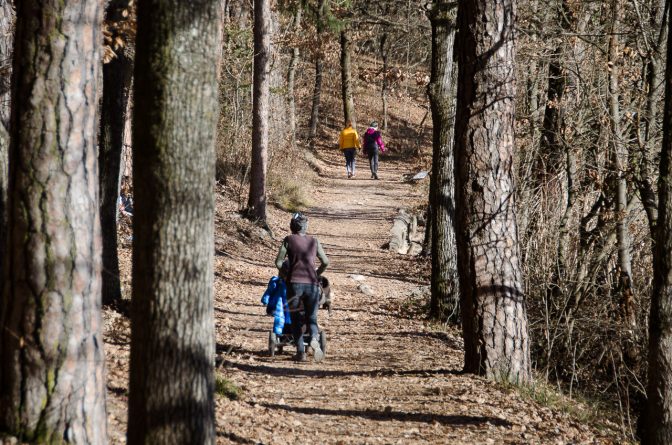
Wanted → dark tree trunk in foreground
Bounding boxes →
[454,0,530,383]
[308,0,327,149]
[128,0,221,443]
[247,0,271,222]
[644,6,672,443]
[340,28,355,127]
[0,0,13,291]
[0,0,107,442]
[287,6,302,149]
[427,0,459,323]
[100,0,135,307]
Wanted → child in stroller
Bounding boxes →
[263,274,332,357]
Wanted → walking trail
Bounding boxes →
[104,147,627,444]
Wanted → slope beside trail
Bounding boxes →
[208,149,626,445]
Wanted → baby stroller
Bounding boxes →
[268,276,331,357]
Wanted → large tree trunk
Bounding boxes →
[287,6,302,149]
[99,0,135,308]
[127,0,221,443]
[454,0,530,383]
[247,0,271,222]
[308,0,327,149]
[644,4,672,442]
[0,0,13,295]
[0,0,107,442]
[340,28,355,127]
[427,0,459,323]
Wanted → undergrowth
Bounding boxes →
[215,375,242,401]
[268,175,311,212]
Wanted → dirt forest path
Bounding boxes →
[210,149,624,445]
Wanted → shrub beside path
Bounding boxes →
[104,148,629,444]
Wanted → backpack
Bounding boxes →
[363,131,379,154]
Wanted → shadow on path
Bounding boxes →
[226,361,463,379]
[260,403,511,427]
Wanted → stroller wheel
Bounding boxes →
[268,332,277,357]
[319,330,327,355]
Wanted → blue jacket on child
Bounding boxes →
[261,276,291,335]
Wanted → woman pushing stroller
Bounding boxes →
[275,213,329,362]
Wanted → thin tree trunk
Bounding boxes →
[247,0,271,222]
[0,0,107,442]
[644,2,672,442]
[427,0,459,323]
[99,0,134,308]
[536,0,575,182]
[287,6,302,149]
[340,28,356,127]
[0,0,13,296]
[308,0,327,149]
[454,0,531,383]
[0,0,12,129]
[127,0,221,443]
[607,3,634,328]
[380,33,389,132]
[635,0,667,240]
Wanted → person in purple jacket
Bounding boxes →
[275,213,329,362]
[362,121,386,180]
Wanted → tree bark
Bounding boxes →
[427,0,459,323]
[454,0,531,383]
[308,0,327,149]
[287,6,302,149]
[127,0,221,443]
[0,1,107,442]
[644,3,672,442]
[247,0,271,222]
[340,29,356,127]
[99,0,134,307]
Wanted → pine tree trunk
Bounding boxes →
[99,0,134,307]
[287,7,302,149]
[308,0,327,149]
[340,29,356,127]
[247,0,271,222]
[427,0,459,323]
[0,1,107,442]
[127,0,221,443]
[644,5,672,443]
[454,0,531,383]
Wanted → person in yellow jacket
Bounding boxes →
[338,121,360,178]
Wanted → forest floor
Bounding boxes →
[104,145,631,444]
